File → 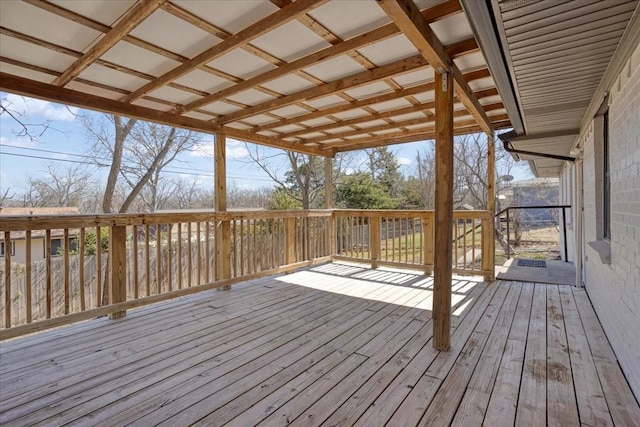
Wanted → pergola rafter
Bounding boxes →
[0,0,509,155]
[377,0,493,135]
[52,0,167,87]
[123,0,330,103]
[180,0,464,114]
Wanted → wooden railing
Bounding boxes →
[334,210,435,273]
[333,209,492,277]
[0,210,332,339]
[0,209,490,339]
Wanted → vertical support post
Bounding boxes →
[506,209,510,259]
[4,232,11,328]
[562,207,568,262]
[370,216,381,269]
[325,156,335,257]
[433,69,454,351]
[484,131,496,281]
[215,133,231,289]
[109,225,127,319]
[423,214,434,275]
[285,217,296,266]
[324,156,333,209]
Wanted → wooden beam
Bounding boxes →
[183,25,399,113]
[485,130,496,282]
[253,68,492,132]
[0,72,329,157]
[432,70,454,351]
[53,0,166,87]
[319,114,508,149]
[220,126,331,157]
[124,0,329,102]
[331,131,436,152]
[215,134,232,288]
[217,38,475,126]
[181,1,466,113]
[303,106,506,145]
[329,122,509,152]
[0,26,209,99]
[285,103,432,139]
[290,100,503,141]
[325,157,335,256]
[324,157,333,209]
[377,0,493,134]
[214,55,429,125]
[108,225,127,319]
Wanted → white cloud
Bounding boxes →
[397,156,412,166]
[190,138,249,160]
[227,141,249,159]
[4,94,78,121]
[0,135,37,148]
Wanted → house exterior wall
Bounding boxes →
[5,239,46,264]
[1,238,66,264]
[569,41,640,397]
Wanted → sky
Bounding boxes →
[0,92,531,200]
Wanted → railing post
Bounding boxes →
[562,207,568,262]
[370,216,381,269]
[109,225,127,319]
[423,214,434,275]
[481,217,493,282]
[328,213,336,258]
[506,208,510,259]
[285,217,296,267]
[4,232,11,328]
[486,130,496,281]
[216,217,232,285]
[215,133,231,289]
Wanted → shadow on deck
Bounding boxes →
[0,262,637,426]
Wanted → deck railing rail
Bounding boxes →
[1,209,490,339]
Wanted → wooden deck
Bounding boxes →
[1,262,638,426]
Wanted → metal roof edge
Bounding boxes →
[460,0,524,135]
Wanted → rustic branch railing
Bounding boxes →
[0,209,490,339]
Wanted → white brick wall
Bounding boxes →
[581,41,640,397]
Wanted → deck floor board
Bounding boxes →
[1,262,637,426]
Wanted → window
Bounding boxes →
[0,241,16,257]
[44,237,77,257]
[603,110,611,240]
[51,238,63,256]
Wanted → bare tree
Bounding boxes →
[22,164,98,211]
[415,146,436,209]
[415,134,520,211]
[0,94,67,142]
[168,178,214,209]
[81,114,200,305]
[227,184,272,209]
[81,114,199,213]
[243,146,320,209]
[0,188,15,207]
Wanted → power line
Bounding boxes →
[0,144,277,183]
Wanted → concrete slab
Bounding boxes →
[496,258,576,286]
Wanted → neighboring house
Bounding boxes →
[0,207,79,264]
[508,177,560,227]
